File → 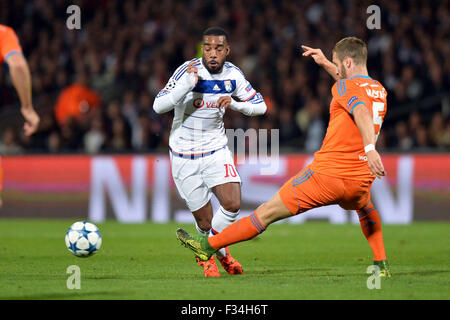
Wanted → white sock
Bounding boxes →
[210,206,240,258]
[195,223,210,236]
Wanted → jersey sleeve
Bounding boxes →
[0,26,23,64]
[331,79,371,115]
[231,68,258,102]
[156,59,201,99]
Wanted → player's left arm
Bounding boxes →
[352,105,385,178]
[333,81,385,178]
[1,28,40,136]
[218,71,267,116]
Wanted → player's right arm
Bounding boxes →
[301,45,339,81]
[1,26,39,136]
[153,60,200,114]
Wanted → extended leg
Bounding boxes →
[210,182,241,255]
[176,191,293,261]
[210,182,244,274]
[208,191,292,250]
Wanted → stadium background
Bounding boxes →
[0,0,449,222]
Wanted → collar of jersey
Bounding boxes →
[350,75,371,80]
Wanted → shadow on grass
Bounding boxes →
[244,268,450,279]
[392,270,450,276]
[1,290,124,300]
[243,268,334,276]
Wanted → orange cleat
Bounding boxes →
[217,247,243,275]
[196,256,220,277]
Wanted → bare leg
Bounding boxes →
[192,201,214,233]
[256,192,293,227]
[212,182,241,213]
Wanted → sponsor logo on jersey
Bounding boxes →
[192,98,221,109]
[193,98,205,108]
[245,83,253,92]
[359,154,368,161]
[213,84,221,91]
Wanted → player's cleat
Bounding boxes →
[176,228,217,261]
[196,256,220,277]
[217,246,243,275]
[373,260,391,278]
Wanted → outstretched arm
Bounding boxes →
[301,45,339,81]
[352,104,386,178]
[7,53,39,136]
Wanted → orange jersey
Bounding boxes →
[310,75,387,181]
[0,25,22,64]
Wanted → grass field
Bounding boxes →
[0,219,449,300]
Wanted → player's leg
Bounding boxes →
[210,181,241,256]
[207,191,293,250]
[356,202,386,261]
[177,167,342,260]
[170,153,220,276]
[210,182,244,274]
[356,201,390,277]
[341,179,390,278]
[191,201,214,235]
[176,191,292,261]
[191,201,221,277]
[201,146,243,273]
[208,168,343,249]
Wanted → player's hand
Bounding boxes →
[301,45,329,66]
[366,150,386,179]
[217,96,232,109]
[186,61,199,86]
[301,45,340,80]
[21,106,40,136]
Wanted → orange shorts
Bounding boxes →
[278,166,373,215]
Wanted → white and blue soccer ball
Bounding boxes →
[65,221,102,257]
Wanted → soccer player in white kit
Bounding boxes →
[153,27,267,277]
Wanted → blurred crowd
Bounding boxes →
[0,0,449,155]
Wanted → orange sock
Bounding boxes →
[357,203,386,261]
[208,212,265,250]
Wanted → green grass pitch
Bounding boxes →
[0,219,449,300]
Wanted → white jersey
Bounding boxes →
[156,58,264,154]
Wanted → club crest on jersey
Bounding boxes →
[224,80,232,92]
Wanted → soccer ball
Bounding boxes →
[65,221,102,257]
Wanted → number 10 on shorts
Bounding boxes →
[224,164,237,178]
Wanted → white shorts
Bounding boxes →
[170,146,241,212]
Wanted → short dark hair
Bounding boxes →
[332,37,368,66]
[202,27,229,43]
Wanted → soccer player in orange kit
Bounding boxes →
[0,25,40,205]
[177,37,391,278]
